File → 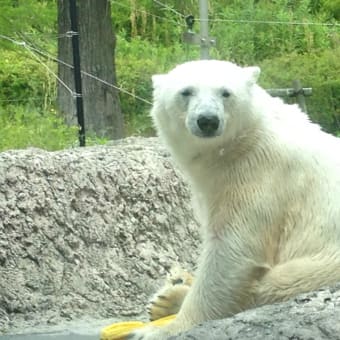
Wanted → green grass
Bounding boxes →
[0,105,79,151]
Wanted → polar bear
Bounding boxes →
[128,60,340,339]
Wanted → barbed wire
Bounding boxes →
[146,1,340,28]
[81,69,152,105]
[0,34,20,44]
[0,3,338,108]
[0,34,152,106]
[0,34,75,96]
[199,18,340,27]
[11,31,70,39]
[113,0,340,28]
[0,97,55,103]
[24,44,75,96]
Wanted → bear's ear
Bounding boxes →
[152,74,166,89]
[244,66,261,85]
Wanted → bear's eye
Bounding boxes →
[180,88,194,97]
[221,89,231,98]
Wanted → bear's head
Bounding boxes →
[151,60,261,153]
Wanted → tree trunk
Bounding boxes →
[57,0,124,140]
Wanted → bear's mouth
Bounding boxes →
[192,130,222,138]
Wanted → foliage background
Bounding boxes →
[0,0,339,150]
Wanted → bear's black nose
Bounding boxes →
[197,114,220,135]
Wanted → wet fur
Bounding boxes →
[128,60,340,339]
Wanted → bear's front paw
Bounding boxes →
[148,266,193,321]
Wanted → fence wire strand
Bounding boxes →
[1,3,339,108]
[0,97,55,103]
[0,34,152,106]
[22,42,75,96]
[199,17,340,27]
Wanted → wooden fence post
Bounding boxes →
[292,79,307,113]
[267,81,312,113]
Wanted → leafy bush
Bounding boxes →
[113,0,338,136]
[116,35,199,135]
[259,47,340,134]
[0,0,56,38]
[210,0,334,64]
[0,50,56,109]
[1,0,339,147]
[0,105,78,151]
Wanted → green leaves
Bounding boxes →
[0,105,78,151]
[0,49,55,107]
[0,0,339,146]
[0,0,56,46]
[259,48,340,134]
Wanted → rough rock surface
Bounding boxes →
[1,137,340,339]
[0,137,200,334]
[173,285,340,339]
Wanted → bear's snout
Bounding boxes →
[197,114,220,137]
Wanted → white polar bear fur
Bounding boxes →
[129,60,340,339]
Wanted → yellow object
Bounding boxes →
[100,314,176,340]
